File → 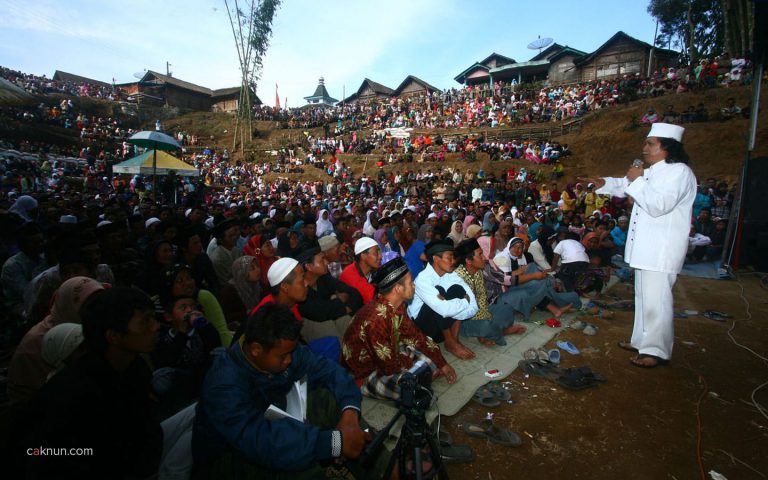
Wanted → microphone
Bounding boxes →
[632,159,644,169]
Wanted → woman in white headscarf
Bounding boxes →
[447,220,465,246]
[316,209,335,238]
[8,195,38,222]
[41,323,85,380]
[363,210,377,237]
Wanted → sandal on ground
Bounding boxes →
[630,354,670,368]
[536,348,550,362]
[472,385,501,407]
[617,341,638,352]
[570,320,587,330]
[522,347,539,361]
[556,341,580,355]
[555,369,601,390]
[462,419,522,447]
[486,383,512,402]
[518,359,561,381]
[548,348,561,364]
[440,444,475,464]
[583,324,599,336]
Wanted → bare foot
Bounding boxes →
[477,337,496,346]
[503,324,527,335]
[548,303,573,318]
[445,340,475,359]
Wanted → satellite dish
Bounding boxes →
[527,36,554,53]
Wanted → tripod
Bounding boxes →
[360,372,448,479]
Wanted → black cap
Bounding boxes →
[296,247,322,267]
[455,238,480,262]
[372,256,409,291]
[425,238,454,258]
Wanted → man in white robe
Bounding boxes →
[582,123,697,367]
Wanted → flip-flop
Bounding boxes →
[440,444,475,464]
[548,348,561,364]
[575,366,607,383]
[486,383,512,402]
[570,320,587,330]
[555,369,600,390]
[617,341,638,352]
[583,324,599,336]
[518,359,561,381]
[630,354,670,368]
[472,385,501,407]
[522,347,539,361]
[462,419,522,447]
[556,341,580,355]
[536,348,550,362]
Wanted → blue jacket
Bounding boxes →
[192,341,361,471]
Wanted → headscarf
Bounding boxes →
[316,209,335,238]
[230,256,261,310]
[363,211,376,237]
[403,240,427,278]
[477,235,496,264]
[482,211,496,232]
[386,226,401,253]
[528,222,543,242]
[462,215,477,235]
[42,323,84,379]
[447,220,465,246]
[7,277,104,402]
[505,237,527,266]
[581,231,600,249]
[242,234,277,289]
[416,224,433,242]
[9,195,38,222]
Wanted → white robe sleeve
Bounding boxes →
[595,176,629,198]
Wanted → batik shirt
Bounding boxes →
[342,296,447,380]
[454,265,491,321]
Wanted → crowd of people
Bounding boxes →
[1,66,122,101]
[0,129,736,475]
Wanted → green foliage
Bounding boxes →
[647,0,723,62]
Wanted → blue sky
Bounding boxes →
[0,0,661,107]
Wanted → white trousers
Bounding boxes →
[159,402,196,480]
[631,269,677,360]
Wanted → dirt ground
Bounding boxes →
[443,272,768,480]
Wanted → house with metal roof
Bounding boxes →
[573,31,679,81]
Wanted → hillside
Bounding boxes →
[2,83,763,184]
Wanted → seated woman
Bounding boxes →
[7,277,105,403]
[220,256,262,330]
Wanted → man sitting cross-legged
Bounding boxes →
[342,257,457,401]
[453,238,526,347]
[193,303,369,478]
[408,239,478,360]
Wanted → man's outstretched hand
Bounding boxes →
[577,177,605,189]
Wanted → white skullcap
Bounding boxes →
[427,213,438,219]
[354,236,379,255]
[59,214,77,224]
[493,253,512,273]
[96,220,112,228]
[185,208,192,217]
[267,257,299,287]
[42,323,84,368]
[648,123,684,142]
[145,217,161,228]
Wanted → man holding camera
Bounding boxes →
[342,257,457,401]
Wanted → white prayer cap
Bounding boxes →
[354,236,379,255]
[59,214,78,224]
[648,123,684,142]
[427,212,438,219]
[42,323,83,368]
[185,208,192,217]
[145,217,161,228]
[493,253,512,273]
[96,220,112,228]
[268,257,299,287]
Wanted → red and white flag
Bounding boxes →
[275,84,280,108]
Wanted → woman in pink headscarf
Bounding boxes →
[7,276,105,403]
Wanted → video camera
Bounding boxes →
[397,360,433,411]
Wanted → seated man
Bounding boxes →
[454,239,526,347]
[297,247,362,343]
[720,97,741,120]
[342,257,457,401]
[193,303,369,477]
[24,287,195,480]
[408,239,478,360]
[339,237,381,304]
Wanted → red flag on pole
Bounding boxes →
[275,84,280,108]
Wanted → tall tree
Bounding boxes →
[721,0,753,57]
[648,0,724,62]
[223,0,282,152]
